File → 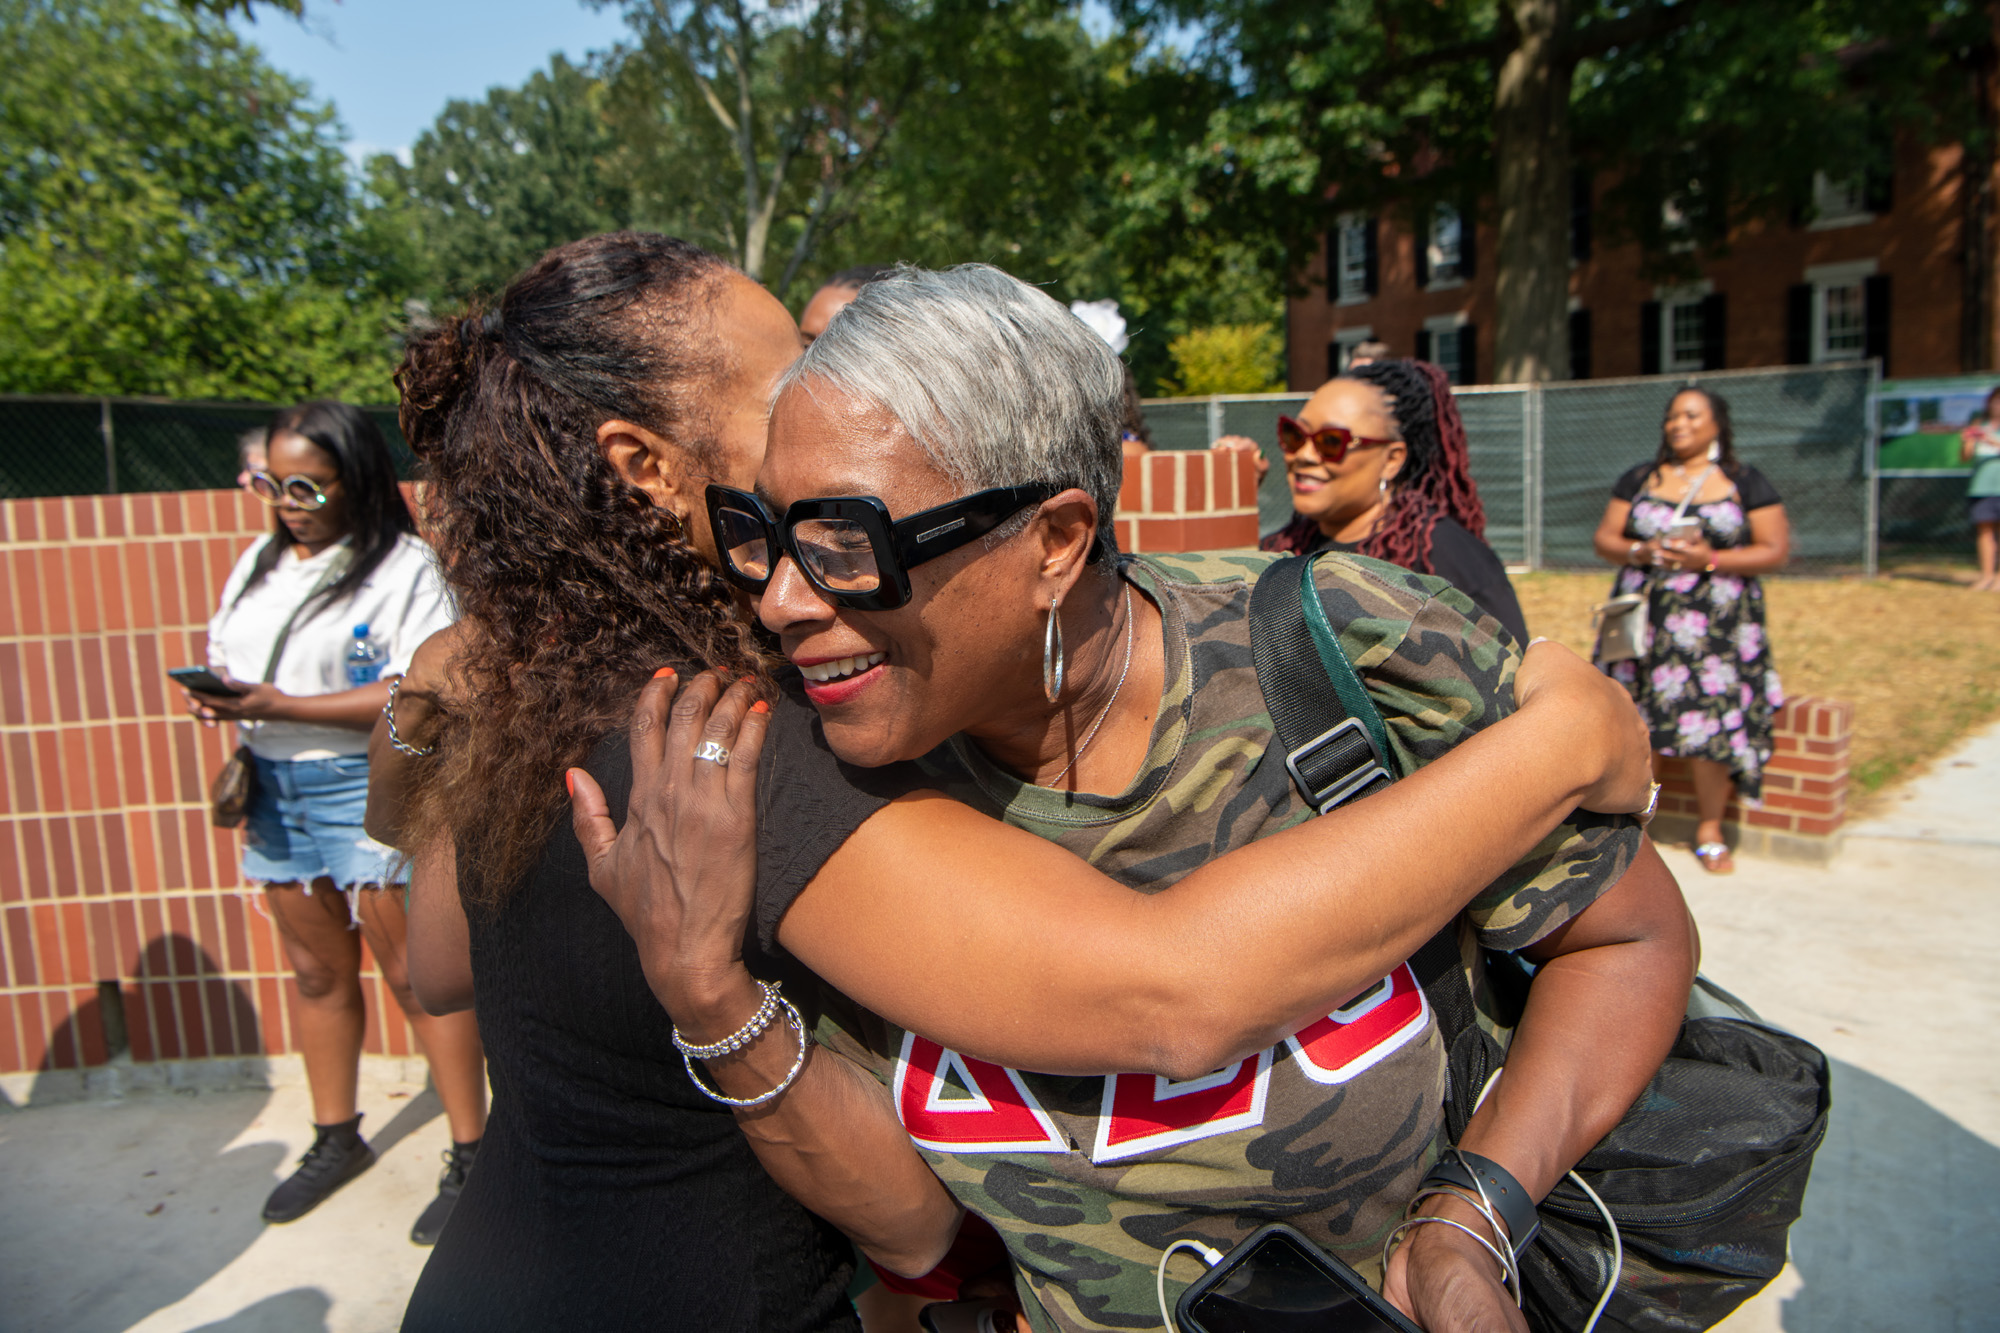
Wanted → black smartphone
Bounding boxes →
[1175,1224,1423,1333]
[168,666,245,697]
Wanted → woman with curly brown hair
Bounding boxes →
[380,237,1655,1330]
[1262,359,1528,644]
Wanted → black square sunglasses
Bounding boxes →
[705,482,1056,610]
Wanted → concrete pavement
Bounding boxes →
[2,727,1997,1332]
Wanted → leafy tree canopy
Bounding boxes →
[0,0,400,400]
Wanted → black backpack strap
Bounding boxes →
[1246,551,1392,813]
[1247,552,1489,1126]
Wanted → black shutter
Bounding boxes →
[1328,341,1343,380]
[1327,229,1339,292]
[1568,308,1593,380]
[1415,328,1433,362]
[1700,292,1727,370]
[1864,273,1892,370]
[1363,218,1379,296]
[1415,212,1432,289]
[1571,171,1593,262]
[1459,203,1477,280]
[1457,324,1477,384]
[1863,165,1894,215]
[1786,283,1814,364]
[1640,301,1662,375]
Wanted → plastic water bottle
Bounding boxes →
[345,624,384,686]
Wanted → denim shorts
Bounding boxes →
[241,754,402,889]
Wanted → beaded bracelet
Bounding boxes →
[680,992,812,1109]
[382,676,439,758]
[672,979,782,1060]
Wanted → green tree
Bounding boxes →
[0,0,399,399]
[364,55,635,306]
[1129,0,1981,382]
[1162,323,1284,395]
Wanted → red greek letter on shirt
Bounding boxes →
[893,1032,1066,1153]
[1285,963,1429,1085]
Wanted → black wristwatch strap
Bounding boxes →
[1422,1149,1541,1255]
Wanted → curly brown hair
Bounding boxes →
[396,232,769,904]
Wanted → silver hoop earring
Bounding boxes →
[1043,594,1065,704]
[1707,440,1721,462]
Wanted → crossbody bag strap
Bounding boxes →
[257,544,354,684]
[1245,551,1481,1054]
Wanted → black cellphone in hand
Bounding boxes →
[1175,1224,1424,1333]
[169,666,245,697]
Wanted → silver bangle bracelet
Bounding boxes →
[681,993,812,1109]
[382,675,439,758]
[1382,1214,1522,1307]
[672,979,781,1060]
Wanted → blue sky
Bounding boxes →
[231,1,634,165]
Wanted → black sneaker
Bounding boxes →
[262,1120,375,1223]
[410,1139,479,1246]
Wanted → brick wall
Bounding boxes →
[0,459,1259,1082]
[1648,696,1854,862]
[1115,448,1262,553]
[0,490,420,1081]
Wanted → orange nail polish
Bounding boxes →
[564,769,577,796]
[750,700,769,714]
[654,666,676,679]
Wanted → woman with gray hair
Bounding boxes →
[574,265,1697,1332]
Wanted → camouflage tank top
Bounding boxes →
[813,550,1640,1332]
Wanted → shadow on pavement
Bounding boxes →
[1782,1059,2000,1330]
[0,936,283,1333]
[185,1287,332,1332]
[368,1082,443,1160]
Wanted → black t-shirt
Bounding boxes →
[1299,515,1529,645]
[1611,460,1783,511]
[404,674,921,1332]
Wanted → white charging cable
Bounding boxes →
[1155,1237,1224,1333]
[1468,1067,1624,1333]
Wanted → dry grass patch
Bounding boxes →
[1511,571,2000,801]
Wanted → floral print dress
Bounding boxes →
[1600,465,1784,801]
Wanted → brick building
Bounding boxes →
[1286,132,1992,388]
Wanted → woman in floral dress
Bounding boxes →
[1593,387,1791,873]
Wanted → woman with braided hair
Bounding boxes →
[1263,358,1529,643]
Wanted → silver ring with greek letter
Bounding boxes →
[694,740,730,767]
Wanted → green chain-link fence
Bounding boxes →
[1145,362,1884,574]
[0,396,412,500]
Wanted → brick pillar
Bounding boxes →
[1647,696,1854,863]
[1114,449,1263,554]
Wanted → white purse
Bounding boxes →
[1593,464,1715,665]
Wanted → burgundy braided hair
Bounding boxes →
[1261,358,1486,575]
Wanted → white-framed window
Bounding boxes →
[1810,171,1873,230]
[1334,214,1371,305]
[1422,312,1470,383]
[1655,282,1713,373]
[1807,260,1876,361]
[1426,206,1464,288]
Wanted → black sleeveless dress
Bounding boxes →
[403,679,923,1331]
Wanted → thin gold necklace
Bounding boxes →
[1049,584,1135,788]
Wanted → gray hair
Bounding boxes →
[777,263,1126,557]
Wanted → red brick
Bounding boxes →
[0,822,19,904]
[1744,809,1795,830]
[1759,772,1797,792]
[21,639,54,726]
[165,898,196,973]
[146,982,182,1060]
[1183,453,1209,512]
[36,498,67,546]
[41,990,78,1070]
[18,818,49,898]
[218,892,251,972]
[191,894,222,967]
[129,495,156,538]
[1146,452,1180,514]
[126,813,160,894]
[0,644,21,728]
[1793,815,1844,836]
[248,898,280,973]
[8,552,42,637]
[73,815,105,896]
[260,976,289,1054]
[48,639,82,724]
[1771,754,1841,778]
[75,987,108,1065]
[0,549,17,638]
[1178,513,1260,550]
[122,985,153,1062]
[183,491,212,535]
[92,545,128,632]
[121,545,157,631]
[1804,739,1841,756]
[1132,518,1185,553]
[101,497,127,539]
[37,550,73,636]
[112,899,142,974]
[59,730,92,811]
[1118,457,1143,513]
[136,897,167,974]
[181,810,212,887]
[32,903,65,982]
[158,493,184,536]
[0,995,21,1074]
[4,905,36,985]
[157,811,186,890]
[170,724,202,805]
[10,500,38,543]
[66,547,100,634]
[58,901,90,983]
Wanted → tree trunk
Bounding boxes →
[1962,2,1999,372]
[1492,0,1574,383]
